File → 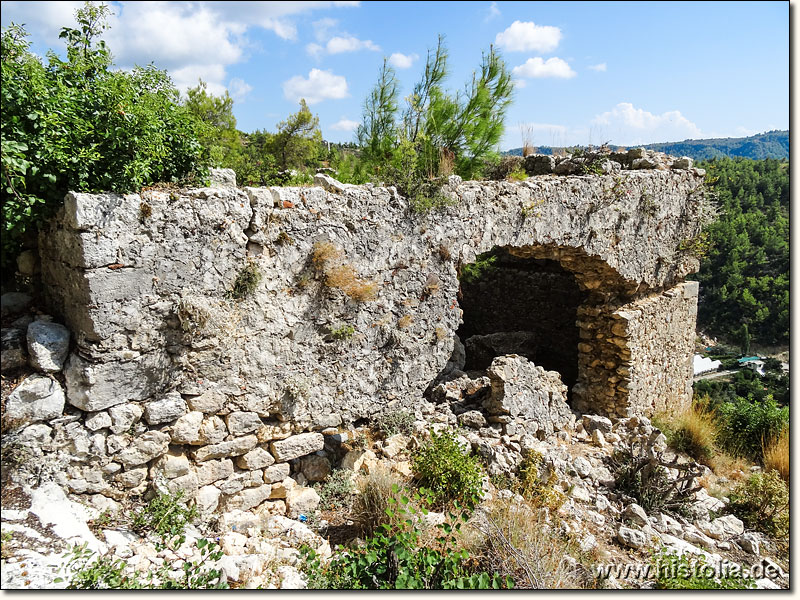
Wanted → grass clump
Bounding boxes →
[654,404,717,466]
[310,241,379,302]
[351,467,408,536]
[411,429,484,510]
[762,427,788,482]
[228,260,262,300]
[651,549,755,589]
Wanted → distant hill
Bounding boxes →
[506,130,789,161]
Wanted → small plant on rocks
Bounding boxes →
[374,410,415,437]
[315,469,356,511]
[411,429,484,510]
[727,469,788,540]
[228,260,262,300]
[131,491,197,549]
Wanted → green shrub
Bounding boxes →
[411,429,484,510]
[1,5,208,268]
[374,410,415,437]
[131,491,197,548]
[314,469,355,511]
[715,396,789,460]
[652,549,755,589]
[300,485,512,589]
[56,539,227,589]
[728,469,788,539]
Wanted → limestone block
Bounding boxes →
[108,403,143,434]
[5,374,65,425]
[223,484,272,512]
[270,433,324,462]
[236,447,276,470]
[263,463,291,484]
[171,411,204,444]
[285,486,320,518]
[27,321,70,372]
[144,392,188,425]
[193,435,258,462]
[300,455,330,482]
[117,431,170,467]
[197,459,234,486]
[226,412,263,436]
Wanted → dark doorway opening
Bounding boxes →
[456,247,584,391]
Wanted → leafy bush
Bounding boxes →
[56,539,227,589]
[314,469,355,511]
[1,5,207,268]
[300,485,512,589]
[131,491,197,548]
[728,469,788,539]
[411,429,484,510]
[714,396,788,460]
[651,549,755,589]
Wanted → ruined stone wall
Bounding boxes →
[28,158,706,504]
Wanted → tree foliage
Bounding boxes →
[693,157,789,346]
[1,2,207,268]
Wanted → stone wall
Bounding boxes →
[26,157,706,504]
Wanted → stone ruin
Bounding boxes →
[4,148,709,514]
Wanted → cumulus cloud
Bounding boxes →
[495,20,562,53]
[0,1,360,94]
[588,62,607,72]
[512,57,576,79]
[330,117,360,131]
[327,35,379,53]
[591,102,702,144]
[283,68,349,104]
[305,18,379,57]
[388,52,419,69]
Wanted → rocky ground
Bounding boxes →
[0,291,790,589]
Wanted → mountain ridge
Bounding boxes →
[505,130,788,161]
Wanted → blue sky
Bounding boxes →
[1,1,789,149]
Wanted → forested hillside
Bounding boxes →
[694,157,789,347]
[506,130,789,161]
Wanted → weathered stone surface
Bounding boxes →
[270,433,325,462]
[622,503,649,526]
[85,411,112,431]
[27,321,70,372]
[582,415,613,434]
[210,167,236,188]
[40,170,705,428]
[236,447,275,470]
[699,515,744,540]
[458,410,487,429]
[117,431,170,467]
[171,411,204,444]
[197,459,234,486]
[1,327,28,372]
[226,412,263,436]
[186,389,226,414]
[108,403,143,434]
[5,375,65,426]
[617,526,647,549]
[193,435,258,462]
[223,484,272,512]
[199,415,228,445]
[483,355,572,436]
[263,463,291,484]
[285,486,320,518]
[143,392,187,424]
[196,485,222,515]
[151,451,191,479]
[300,454,330,482]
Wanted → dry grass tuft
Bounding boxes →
[351,467,407,537]
[763,427,789,482]
[463,499,592,589]
[654,404,717,466]
[397,315,413,329]
[310,242,379,302]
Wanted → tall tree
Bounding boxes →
[270,99,322,170]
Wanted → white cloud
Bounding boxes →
[512,57,576,79]
[330,117,360,131]
[312,17,339,42]
[228,77,253,103]
[588,62,607,72]
[591,102,702,145]
[326,35,379,54]
[495,20,562,53]
[0,1,361,95]
[513,79,527,89]
[484,2,501,22]
[388,52,419,69]
[283,68,349,104]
